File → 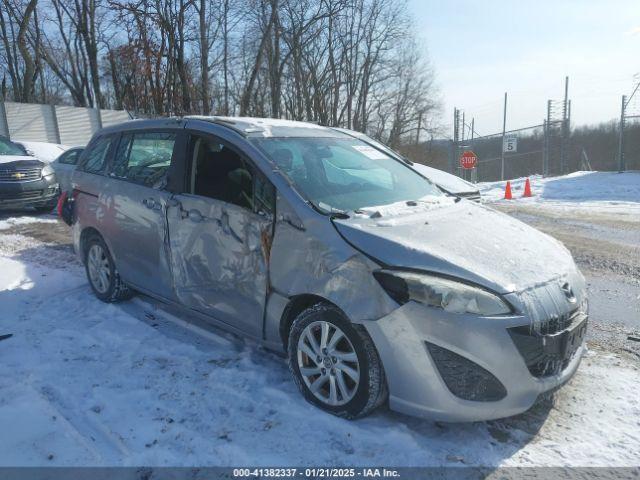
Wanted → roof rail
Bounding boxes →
[184,116,265,137]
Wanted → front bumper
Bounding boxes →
[0,176,59,208]
[363,301,586,422]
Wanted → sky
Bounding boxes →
[408,0,640,137]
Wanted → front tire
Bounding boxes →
[84,235,134,302]
[288,303,387,419]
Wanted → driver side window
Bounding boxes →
[187,134,255,211]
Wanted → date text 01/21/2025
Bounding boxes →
[233,468,400,478]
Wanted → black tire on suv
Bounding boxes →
[84,234,134,302]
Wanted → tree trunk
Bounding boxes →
[198,0,209,114]
[17,0,38,102]
[240,0,278,116]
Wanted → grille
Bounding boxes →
[0,168,42,182]
[509,312,587,378]
[426,342,507,402]
[0,190,43,201]
[536,308,577,335]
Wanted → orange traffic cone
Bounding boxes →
[523,178,532,197]
[504,181,513,200]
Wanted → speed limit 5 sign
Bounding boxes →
[503,136,518,153]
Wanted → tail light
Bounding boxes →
[56,191,68,218]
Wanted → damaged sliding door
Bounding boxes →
[166,133,275,337]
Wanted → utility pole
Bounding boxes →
[500,92,507,181]
[542,119,547,177]
[471,117,476,183]
[451,108,460,174]
[618,95,626,172]
[461,111,466,143]
[560,76,569,174]
[617,79,640,173]
[566,98,572,172]
[544,99,552,176]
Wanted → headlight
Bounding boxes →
[42,164,55,177]
[374,270,512,315]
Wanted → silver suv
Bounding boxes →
[70,117,588,421]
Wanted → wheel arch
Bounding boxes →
[79,226,117,266]
[279,294,344,350]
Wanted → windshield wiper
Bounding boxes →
[317,202,350,219]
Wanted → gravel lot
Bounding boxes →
[494,203,640,360]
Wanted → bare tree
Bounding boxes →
[0,0,39,101]
[0,0,441,146]
[239,0,277,116]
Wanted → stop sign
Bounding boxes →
[459,150,477,169]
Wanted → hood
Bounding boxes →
[0,155,41,166]
[412,163,478,194]
[333,200,577,294]
[15,141,68,162]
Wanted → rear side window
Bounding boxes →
[58,149,81,165]
[112,132,176,188]
[81,136,113,174]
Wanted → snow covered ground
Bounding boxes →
[479,171,640,217]
[0,212,639,468]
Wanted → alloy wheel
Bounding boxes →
[297,320,360,406]
[87,244,111,294]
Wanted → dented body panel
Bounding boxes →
[166,193,273,337]
[71,116,588,422]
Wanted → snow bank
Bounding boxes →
[0,216,59,231]
[479,171,640,214]
[0,222,638,467]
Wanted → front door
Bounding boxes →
[166,133,275,337]
[106,130,178,300]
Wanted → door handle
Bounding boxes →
[143,197,158,209]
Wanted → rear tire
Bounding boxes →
[84,234,134,302]
[288,303,387,419]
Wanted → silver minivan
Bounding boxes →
[70,117,588,421]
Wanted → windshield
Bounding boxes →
[0,138,27,156]
[253,137,442,213]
